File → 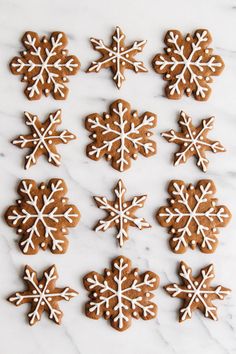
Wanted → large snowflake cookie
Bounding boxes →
[85,99,157,172]
[156,180,231,254]
[12,109,76,169]
[94,179,150,247]
[162,111,225,172]
[87,26,147,88]
[10,31,80,100]
[165,261,230,322]
[83,256,159,331]
[152,29,224,101]
[5,179,80,254]
[8,265,78,325]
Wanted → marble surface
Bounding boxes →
[0,0,236,353]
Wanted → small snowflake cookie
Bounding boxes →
[5,179,80,254]
[94,179,151,247]
[152,29,224,101]
[83,256,159,331]
[85,99,157,172]
[8,265,78,325]
[162,111,225,172]
[165,261,231,322]
[12,109,76,169]
[87,26,147,88]
[10,31,80,100]
[156,179,231,253]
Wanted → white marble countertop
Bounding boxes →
[0,0,236,353]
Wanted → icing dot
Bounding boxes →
[32,290,37,294]
[191,240,196,245]
[146,292,151,298]
[23,51,27,55]
[23,75,27,81]
[33,141,37,145]
[184,142,188,147]
[133,311,138,317]
[193,131,196,136]
[107,154,112,160]
[93,292,97,297]
[123,203,127,208]
[39,284,43,289]
[92,134,97,138]
[62,228,66,233]
[105,114,110,119]
[113,47,117,51]
[133,154,138,159]
[205,49,209,54]
[33,133,37,138]
[43,38,47,43]
[40,185,45,190]
[213,228,217,232]
[105,311,110,316]
[190,185,194,190]
[34,298,38,302]
[195,298,199,303]
[194,281,198,286]
[112,59,116,63]
[62,199,66,203]
[121,47,124,51]
[204,294,208,298]
[62,50,67,55]
[46,289,50,293]
[18,229,22,233]
[200,136,204,140]
[187,285,191,289]
[115,219,119,224]
[41,128,45,132]
[122,61,125,66]
[203,284,207,288]
[190,147,194,152]
[126,211,130,215]
[63,77,67,82]
[41,301,45,305]
[41,242,45,247]
[115,204,118,209]
[125,54,129,58]
[48,131,52,135]
[110,212,115,216]
[167,48,171,53]
[45,89,49,94]
[48,140,52,144]
[206,77,210,81]
[124,218,127,223]
[106,271,111,276]
[133,112,137,117]
[17,200,21,204]
[171,228,175,233]
[186,88,191,93]
[48,297,52,301]
[188,293,192,298]
[40,145,44,149]
[186,134,189,138]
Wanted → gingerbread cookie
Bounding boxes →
[156,180,231,253]
[10,31,80,100]
[5,179,80,254]
[162,111,225,172]
[165,261,230,322]
[94,180,150,247]
[12,110,76,169]
[87,26,147,88]
[8,265,78,325]
[152,29,224,101]
[83,256,159,331]
[85,99,157,172]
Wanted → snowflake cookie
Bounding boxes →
[94,179,151,247]
[87,26,147,88]
[156,180,231,253]
[10,31,80,100]
[152,29,224,101]
[162,111,225,172]
[83,256,159,331]
[8,265,78,325]
[165,261,230,322]
[12,109,76,169]
[5,179,80,254]
[85,99,157,172]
